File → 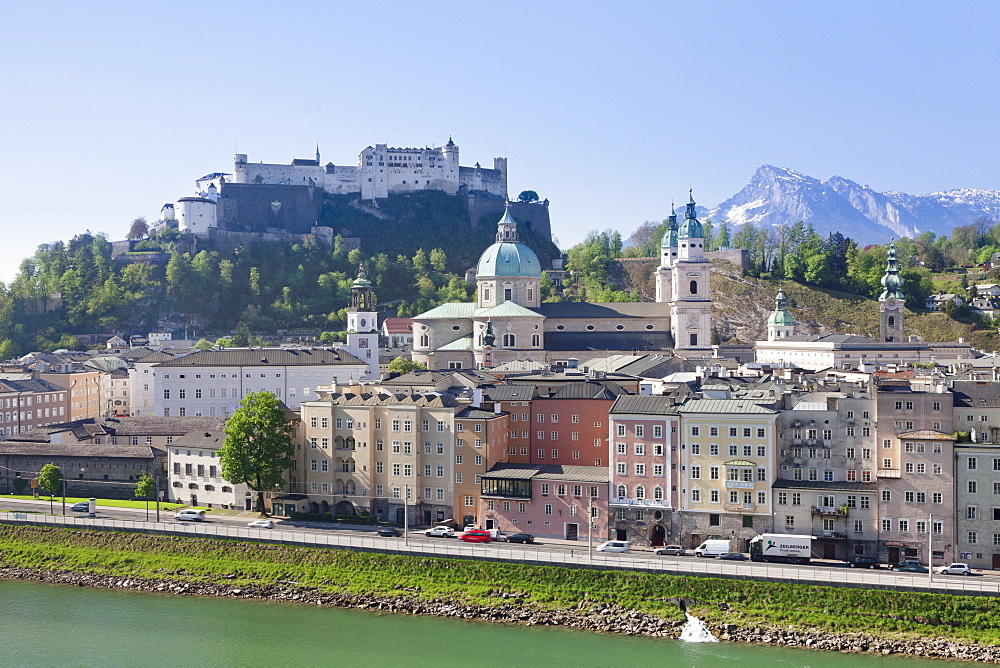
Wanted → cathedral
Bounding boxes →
[410,196,714,370]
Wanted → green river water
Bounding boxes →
[0,579,979,667]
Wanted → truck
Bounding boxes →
[749,534,812,564]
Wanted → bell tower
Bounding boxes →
[345,263,380,377]
[879,241,906,342]
[655,203,678,303]
[670,191,712,353]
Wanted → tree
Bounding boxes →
[195,338,214,351]
[232,321,252,347]
[134,470,155,520]
[37,463,62,513]
[517,190,539,203]
[429,248,447,272]
[387,357,427,374]
[127,217,149,240]
[219,391,295,514]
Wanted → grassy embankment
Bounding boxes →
[2,525,1000,644]
[1,495,187,511]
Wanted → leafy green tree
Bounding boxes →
[412,248,428,273]
[220,391,295,514]
[387,357,427,374]
[429,248,447,272]
[195,338,213,351]
[134,470,155,520]
[232,321,252,347]
[517,190,539,203]
[37,463,62,512]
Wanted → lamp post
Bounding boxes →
[61,477,66,515]
[403,485,409,547]
[928,513,933,585]
[155,475,161,523]
[588,494,594,563]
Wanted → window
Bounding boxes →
[691,426,700,436]
[970,481,979,494]
[691,465,701,479]
[653,425,663,438]
[691,488,701,501]
[881,519,892,533]
[710,490,719,503]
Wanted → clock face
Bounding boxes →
[358,338,369,348]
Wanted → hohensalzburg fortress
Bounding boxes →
[228,138,507,200]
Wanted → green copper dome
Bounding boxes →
[661,204,678,249]
[678,192,704,238]
[878,241,906,301]
[767,290,795,327]
[476,206,542,278]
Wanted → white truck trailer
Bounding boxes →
[749,534,812,564]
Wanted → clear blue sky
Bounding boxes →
[1,1,997,282]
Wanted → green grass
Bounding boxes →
[1,495,187,511]
[2,525,1000,645]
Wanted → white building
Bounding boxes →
[167,427,252,510]
[152,348,367,417]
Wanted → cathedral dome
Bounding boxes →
[767,290,795,327]
[678,193,704,239]
[476,207,542,278]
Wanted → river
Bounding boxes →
[4,580,978,666]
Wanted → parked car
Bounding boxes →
[504,533,535,544]
[70,502,90,512]
[247,519,274,529]
[425,526,455,538]
[595,540,630,553]
[716,553,747,561]
[889,559,922,571]
[460,529,492,543]
[894,564,929,573]
[938,562,973,576]
[654,545,686,556]
[848,556,880,569]
[376,527,402,537]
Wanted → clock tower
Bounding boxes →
[345,263,380,378]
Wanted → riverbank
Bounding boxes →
[2,525,999,662]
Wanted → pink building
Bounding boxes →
[479,463,608,541]
[529,382,625,467]
[607,392,690,547]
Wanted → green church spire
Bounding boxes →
[879,241,906,302]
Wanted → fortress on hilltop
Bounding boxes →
[158,138,511,238]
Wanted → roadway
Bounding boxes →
[1,498,997,595]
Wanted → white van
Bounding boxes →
[175,509,206,522]
[694,539,730,557]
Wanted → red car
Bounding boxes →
[461,529,492,543]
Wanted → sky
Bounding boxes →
[0,0,998,282]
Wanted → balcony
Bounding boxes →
[819,530,847,539]
[724,502,755,512]
[724,480,754,489]
[877,468,901,479]
[811,505,849,518]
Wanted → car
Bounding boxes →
[654,545,686,556]
[716,553,747,561]
[247,519,274,529]
[595,540,630,553]
[425,526,455,538]
[461,529,492,543]
[938,562,973,576]
[376,527,402,537]
[174,509,206,522]
[70,501,90,512]
[504,532,535,544]
[889,559,922,571]
[848,556,880,569]
[894,564,929,573]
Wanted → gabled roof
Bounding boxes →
[437,335,473,352]
[455,407,504,420]
[0,442,162,459]
[610,394,686,416]
[679,398,775,414]
[413,303,478,320]
[533,302,669,319]
[381,317,413,334]
[153,348,365,367]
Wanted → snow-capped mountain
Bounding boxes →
[708,165,1000,243]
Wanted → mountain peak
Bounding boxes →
[709,167,1000,244]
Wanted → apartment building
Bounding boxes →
[153,348,368,416]
[40,367,103,421]
[529,382,625,467]
[952,381,1000,443]
[677,398,777,551]
[953,442,1000,570]
[773,387,879,561]
[607,392,687,547]
[167,428,251,509]
[874,381,956,565]
[292,389,507,526]
[0,378,69,437]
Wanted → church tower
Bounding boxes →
[345,263,380,378]
[655,204,678,303]
[670,192,712,352]
[879,241,906,342]
[767,290,795,341]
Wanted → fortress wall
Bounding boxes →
[216,183,324,234]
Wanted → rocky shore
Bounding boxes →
[2,566,997,662]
